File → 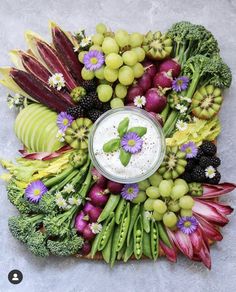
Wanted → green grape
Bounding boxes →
[168,200,180,212]
[179,196,195,209]
[114,29,130,47]
[144,198,155,211]
[153,199,167,214]
[153,210,163,221]
[174,178,189,193]
[146,186,160,199]
[94,66,105,79]
[115,83,127,99]
[105,53,123,69]
[110,98,124,109]
[132,191,147,204]
[180,209,193,217]
[104,66,118,82]
[118,66,134,85]
[78,51,87,63]
[132,62,144,78]
[89,44,103,52]
[129,32,144,48]
[163,212,178,228]
[92,33,104,45]
[138,179,150,191]
[97,84,113,102]
[102,37,119,54]
[131,47,146,62]
[148,172,162,187]
[171,184,188,200]
[81,67,94,80]
[96,23,107,34]
[167,179,174,187]
[122,51,138,66]
[159,180,172,198]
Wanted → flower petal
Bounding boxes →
[202,182,236,199]
[167,229,193,259]
[159,240,177,263]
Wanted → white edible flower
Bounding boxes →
[7,98,14,109]
[80,36,92,47]
[180,96,191,103]
[90,223,102,234]
[55,191,63,199]
[176,120,188,131]
[55,196,68,210]
[134,95,147,108]
[176,103,188,113]
[144,211,153,221]
[48,73,65,91]
[13,93,21,104]
[205,166,216,179]
[56,130,65,142]
[63,183,75,194]
[68,196,82,206]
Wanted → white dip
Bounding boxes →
[92,110,163,181]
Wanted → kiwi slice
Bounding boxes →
[191,85,223,120]
[158,146,187,179]
[65,118,93,150]
[142,31,172,60]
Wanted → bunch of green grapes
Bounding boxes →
[79,23,146,107]
[133,174,195,229]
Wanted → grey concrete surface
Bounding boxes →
[0,0,236,291]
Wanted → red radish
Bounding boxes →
[75,211,88,233]
[145,88,167,113]
[83,224,96,240]
[142,60,157,78]
[91,167,107,188]
[126,85,144,104]
[88,184,109,207]
[88,206,102,222]
[153,71,172,89]
[159,58,181,78]
[107,181,124,194]
[148,112,164,127]
[81,241,92,255]
[83,202,95,214]
[137,72,152,91]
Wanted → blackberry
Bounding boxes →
[199,156,212,168]
[87,109,103,122]
[102,102,111,112]
[208,156,221,167]
[196,148,204,160]
[180,172,192,183]
[200,141,217,156]
[90,93,104,110]
[192,166,206,182]
[207,171,221,185]
[79,95,94,110]
[67,106,84,118]
[185,158,197,171]
[82,80,97,91]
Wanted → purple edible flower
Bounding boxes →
[121,183,139,201]
[57,112,74,132]
[83,50,104,71]
[25,180,48,203]
[172,76,189,92]
[177,216,198,235]
[180,141,198,158]
[121,132,143,154]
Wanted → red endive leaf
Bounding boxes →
[198,240,212,270]
[201,200,234,216]
[189,228,203,253]
[202,183,236,199]
[159,240,177,263]
[167,229,193,259]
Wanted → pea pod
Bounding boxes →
[150,221,159,260]
[157,222,172,248]
[123,236,134,262]
[127,203,140,246]
[98,213,115,251]
[102,230,113,264]
[133,215,143,260]
[142,231,152,259]
[115,198,127,224]
[90,230,103,258]
[110,225,121,267]
[117,242,126,260]
[141,205,150,233]
[98,195,120,223]
[116,203,131,252]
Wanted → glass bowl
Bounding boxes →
[88,107,166,184]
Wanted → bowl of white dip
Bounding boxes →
[88,107,165,183]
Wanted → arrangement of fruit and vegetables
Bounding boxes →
[0,21,235,269]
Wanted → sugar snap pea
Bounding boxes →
[133,215,143,260]
[142,231,152,259]
[91,230,103,258]
[110,225,121,267]
[141,205,150,233]
[127,203,140,246]
[98,194,120,223]
[115,198,127,224]
[157,222,172,248]
[98,213,115,251]
[102,229,113,264]
[123,236,134,262]
[116,203,130,252]
[117,242,126,260]
[151,221,159,260]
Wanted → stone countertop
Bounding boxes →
[0,0,236,291]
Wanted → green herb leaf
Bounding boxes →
[128,127,147,137]
[103,138,121,153]
[119,148,131,167]
[118,117,129,137]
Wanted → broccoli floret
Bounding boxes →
[47,231,84,256]
[38,193,58,214]
[26,231,49,257]
[210,55,232,88]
